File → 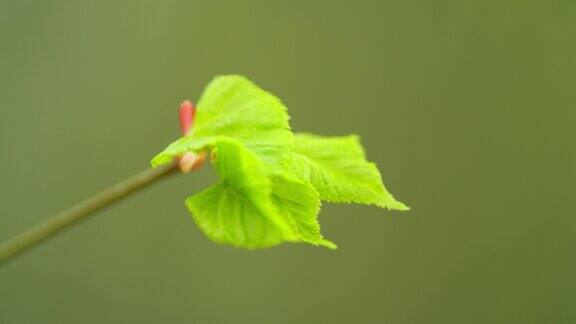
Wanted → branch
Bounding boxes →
[0,162,179,265]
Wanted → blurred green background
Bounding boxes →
[1,1,574,323]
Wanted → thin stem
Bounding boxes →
[0,162,179,265]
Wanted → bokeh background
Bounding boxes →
[1,1,574,323]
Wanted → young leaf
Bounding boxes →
[271,174,336,249]
[152,75,293,167]
[284,133,409,210]
[186,181,291,248]
[185,138,335,249]
[151,75,408,250]
[186,174,337,249]
[186,138,297,248]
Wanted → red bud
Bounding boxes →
[179,100,196,136]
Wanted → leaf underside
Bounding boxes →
[152,75,408,249]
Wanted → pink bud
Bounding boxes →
[179,100,196,136]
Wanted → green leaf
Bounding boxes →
[185,138,335,249]
[151,75,293,167]
[186,181,291,249]
[151,75,409,250]
[271,174,336,249]
[186,138,296,248]
[284,133,409,210]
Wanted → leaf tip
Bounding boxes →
[319,239,338,250]
[381,199,410,211]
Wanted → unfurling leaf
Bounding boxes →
[152,75,408,249]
